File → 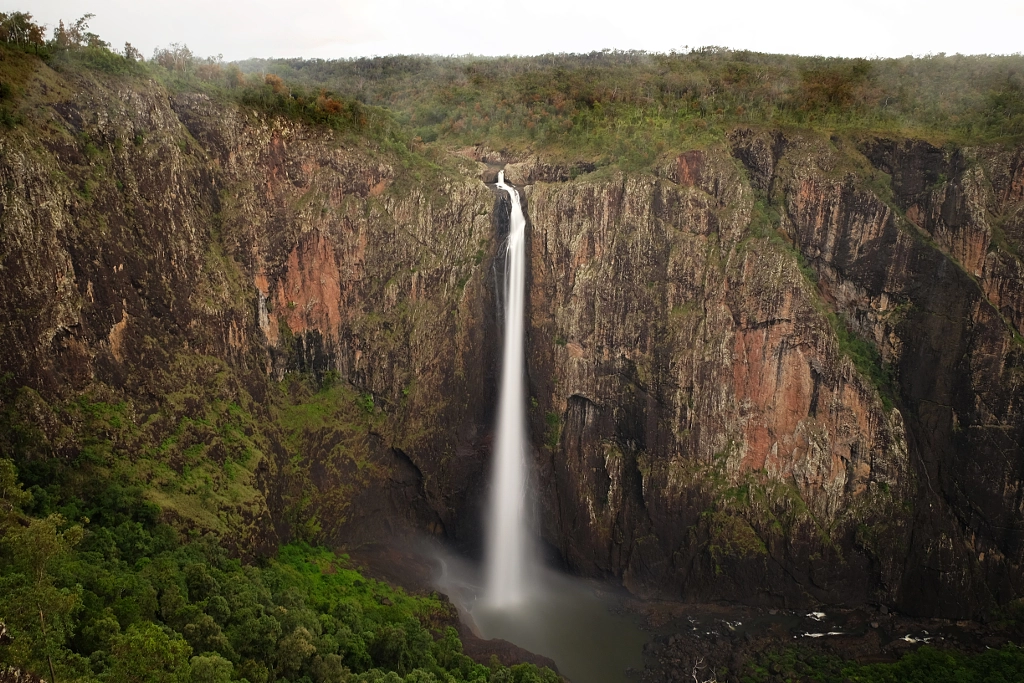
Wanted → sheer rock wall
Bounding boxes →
[2,61,1023,617]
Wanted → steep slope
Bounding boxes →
[522,149,911,610]
[0,49,500,555]
[519,133,1024,617]
[2,48,1023,620]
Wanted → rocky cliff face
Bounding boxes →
[794,135,1024,615]
[0,55,501,554]
[2,53,1022,618]
[520,133,1024,617]
[522,149,912,611]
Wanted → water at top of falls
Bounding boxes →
[483,170,532,608]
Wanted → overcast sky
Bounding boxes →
[8,0,1023,62]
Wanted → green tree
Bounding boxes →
[124,41,143,62]
[310,653,350,683]
[152,43,195,73]
[0,513,84,681]
[189,653,233,683]
[277,625,317,675]
[357,671,403,683]
[5,514,83,586]
[103,622,192,683]
[431,627,463,671]
[0,12,45,50]
[0,457,31,529]
[52,13,105,49]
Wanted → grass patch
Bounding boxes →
[239,51,1024,165]
[544,410,562,450]
[826,311,896,409]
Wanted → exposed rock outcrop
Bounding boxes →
[0,64,500,553]
[524,150,911,610]
[2,55,1022,619]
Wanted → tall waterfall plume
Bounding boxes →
[484,171,532,608]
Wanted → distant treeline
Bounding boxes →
[238,49,1024,164]
[5,8,1022,166]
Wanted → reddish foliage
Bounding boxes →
[265,73,286,94]
[320,97,344,114]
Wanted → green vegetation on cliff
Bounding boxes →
[0,454,557,683]
[7,11,1023,170]
[0,31,508,683]
[0,12,411,161]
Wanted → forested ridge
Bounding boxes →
[238,48,1024,166]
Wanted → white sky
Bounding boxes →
[8,0,1023,62]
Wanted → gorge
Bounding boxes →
[1,32,1023,683]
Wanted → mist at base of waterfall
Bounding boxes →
[474,576,649,683]
[468,174,648,681]
[434,549,649,683]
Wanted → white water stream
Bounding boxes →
[433,172,649,683]
[483,171,532,608]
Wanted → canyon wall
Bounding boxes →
[2,54,1022,617]
[0,56,501,553]
[517,133,1024,617]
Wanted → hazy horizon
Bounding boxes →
[6,0,1022,63]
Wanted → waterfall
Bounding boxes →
[484,171,531,608]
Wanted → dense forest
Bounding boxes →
[2,9,1024,683]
